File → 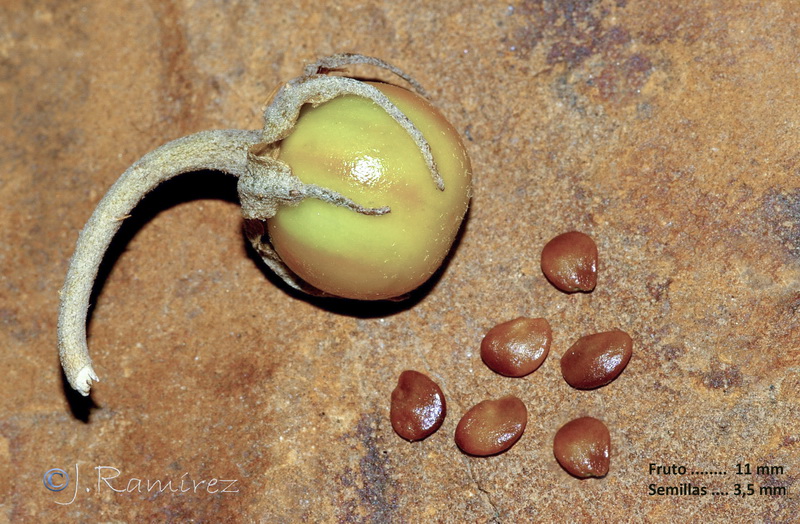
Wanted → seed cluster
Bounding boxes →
[389,232,632,479]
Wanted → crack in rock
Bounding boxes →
[463,458,501,522]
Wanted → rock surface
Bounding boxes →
[2,0,798,521]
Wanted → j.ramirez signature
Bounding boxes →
[45,465,239,505]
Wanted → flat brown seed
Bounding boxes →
[541,231,598,292]
[553,416,611,478]
[561,330,632,389]
[455,396,527,456]
[390,370,446,441]
[481,317,552,377]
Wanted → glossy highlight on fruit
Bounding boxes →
[480,317,552,377]
[553,416,611,478]
[269,82,472,300]
[541,231,598,293]
[560,330,633,389]
[455,396,527,456]
[390,370,446,441]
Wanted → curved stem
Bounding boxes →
[58,129,262,395]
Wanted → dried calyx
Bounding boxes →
[58,54,443,396]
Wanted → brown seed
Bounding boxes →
[390,370,446,441]
[541,231,598,292]
[455,396,527,456]
[553,416,611,478]
[561,330,632,389]
[481,317,552,377]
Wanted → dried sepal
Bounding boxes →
[303,53,428,97]
[243,219,334,298]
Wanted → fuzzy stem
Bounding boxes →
[58,129,262,395]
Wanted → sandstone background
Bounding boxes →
[2,1,798,521]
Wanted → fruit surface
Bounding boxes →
[269,81,471,299]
